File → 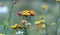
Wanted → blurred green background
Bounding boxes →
[0,0,60,35]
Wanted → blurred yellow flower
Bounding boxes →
[39,20,46,23]
[40,15,44,19]
[15,24,18,27]
[0,34,5,35]
[11,24,21,29]
[11,26,17,29]
[22,13,30,16]
[41,24,46,28]
[22,10,36,16]
[51,22,56,26]
[35,21,40,25]
[56,0,60,2]
[42,5,47,10]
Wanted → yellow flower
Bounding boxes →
[42,5,47,10]
[22,10,29,13]
[18,24,23,29]
[11,24,18,29]
[40,15,44,19]
[0,34,5,35]
[41,24,46,28]
[56,0,60,2]
[11,26,17,29]
[15,24,18,27]
[22,10,26,13]
[35,21,40,25]
[39,20,46,23]
[51,22,56,26]
[18,24,21,27]
[22,13,30,16]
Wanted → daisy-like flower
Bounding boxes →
[35,21,41,29]
[56,0,60,2]
[11,24,18,29]
[42,5,48,10]
[22,10,36,16]
[22,12,30,16]
[22,10,30,16]
[11,25,17,29]
[39,15,44,19]
[41,24,46,28]
[35,21,40,25]
[0,34,5,35]
[25,23,31,26]
[16,31,24,35]
[39,20,46,24]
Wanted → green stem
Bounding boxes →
[5,2,14,35]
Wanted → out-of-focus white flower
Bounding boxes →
[0,6,8,14]
[16,31,24,35]
[18,31,24,34]
[25,23,31,26]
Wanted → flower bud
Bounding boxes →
[18,12,22,16]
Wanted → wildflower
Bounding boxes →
[15,24,18,27]
[22,10,30,16]
[56,0,60,2]
[11,24,19,29]
[41,24,46,28]
[18,24,23,29]
[51,22,56,26]
[0,34,5,35]
[17,12,22,16]
[0,4,8,14]
[16,31,24,35]
[22,13,30,16]
[17,24,21,28]
[25,23,31,26]
[11,25,17,29]
[25,10,30,13]
[30,10,36,16]
[39,20,46,24]
[40,15,44,19]
[22,20,27,24]
[42,5,47,10]
[35,21,40,25]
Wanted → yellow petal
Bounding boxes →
[11,26,17,29]
[42,5,47,10]
[15,24,18,27]
[56,0,60,2]
[35,21,40,25]
[40,20,46,23]
[41,24,46,28]
[0,34,5,35]
[40,15,44,19]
